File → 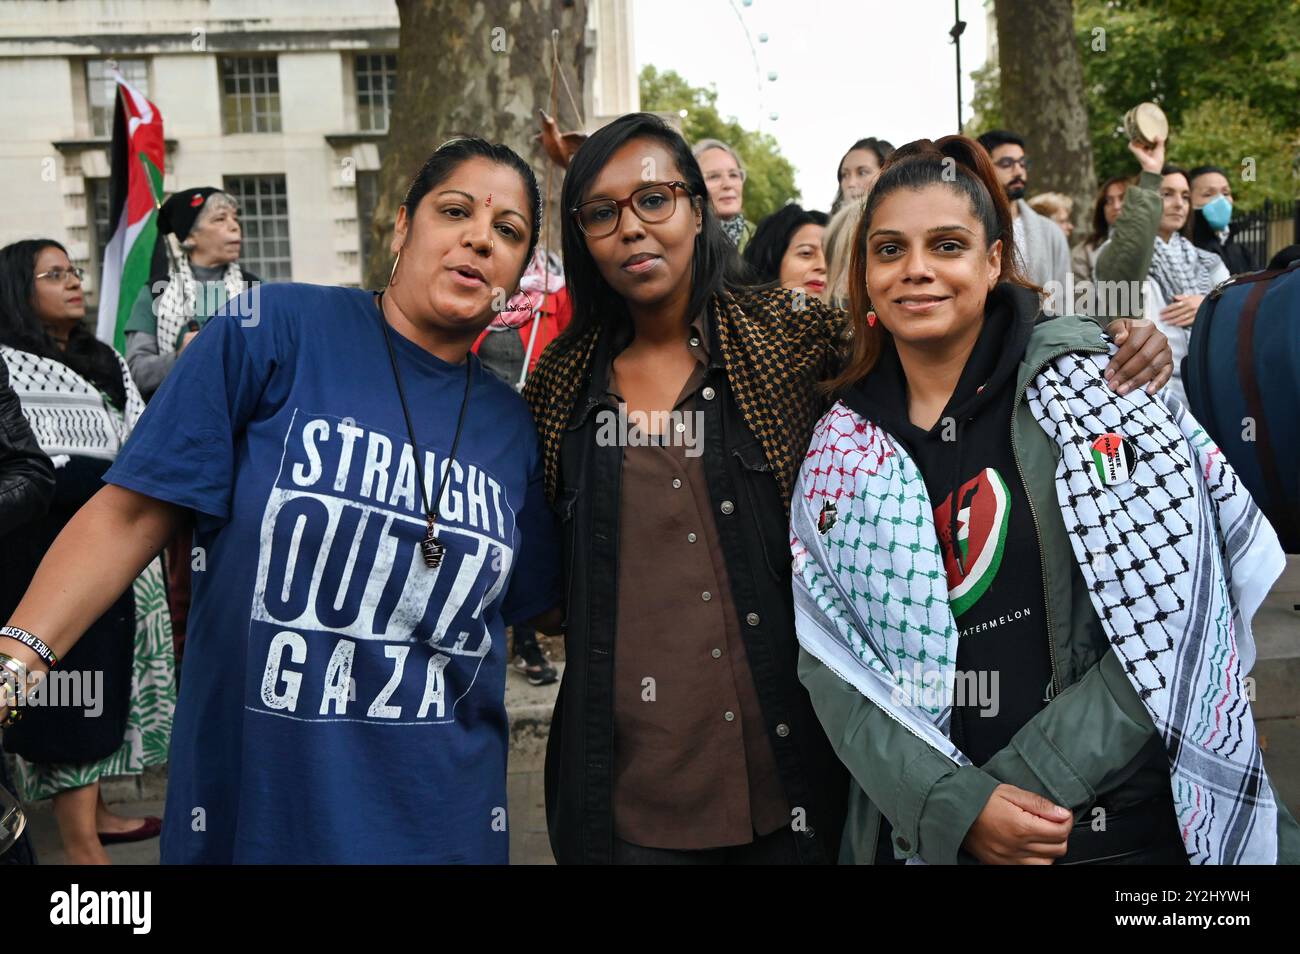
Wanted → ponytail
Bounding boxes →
[825,135,1032,393]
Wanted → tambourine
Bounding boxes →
[1123,102,1168,148]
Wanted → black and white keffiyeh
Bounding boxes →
[1149,232,1223,304]
[0,345,143,461]
[154,241,246,356]
[793,351,1283,864]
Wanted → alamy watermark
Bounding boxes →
[891,664,1001,717]
[2,668,103,717]
[595,404,704,457]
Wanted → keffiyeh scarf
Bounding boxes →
[793,351,1283,864]
[154,244,246,355]
[1149,232,1223,304]
[720,213,749,247]
[0,346,143,461]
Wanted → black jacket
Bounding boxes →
[544,310,847,864]
[0,360,54,535]
[1191,209,1255,275]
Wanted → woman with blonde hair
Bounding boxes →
[821,201,863,309]
[1027,191,1074,242]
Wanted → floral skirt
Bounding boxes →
[14,558,176,802]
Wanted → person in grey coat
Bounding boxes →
[977,130,1072,313]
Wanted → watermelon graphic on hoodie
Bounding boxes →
[934,467,1011,616]
[837,285,1052,769]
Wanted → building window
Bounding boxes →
[356,171,380,276]
[224,175,291,281]
[87,177,113,284]
[86,58,149,137]
[220,56,281,134]
[354,53,397,132]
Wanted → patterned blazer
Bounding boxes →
[524,286,848,512]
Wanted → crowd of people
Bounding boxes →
[0,103,1295,867]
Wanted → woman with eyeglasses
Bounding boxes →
[0,239,175,863]
[0,138,560,864]
[692,138,754,251]
[524,113,1177,865]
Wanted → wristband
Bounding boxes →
[0,626,57,668]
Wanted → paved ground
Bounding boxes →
[19,560,1300,863]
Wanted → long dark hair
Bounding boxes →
[1084,174,1132,250]
[556,112,751,350]
[831,137,895,214]
[0,239,126,409]
[743,205,829,283]
[400,136,544,267]
[1160,163,1194,238]
[826,135,1027,392]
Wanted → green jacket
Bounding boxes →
[1092,170,1164,318]
[799,314,1300,864]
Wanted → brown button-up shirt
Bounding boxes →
[606,312,788,850]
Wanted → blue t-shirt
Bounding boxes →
[106,284,559,864]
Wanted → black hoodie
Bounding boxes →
[840,283,1053,766]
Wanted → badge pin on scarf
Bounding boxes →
[1090,432,1137,486]
[817,499,838,534]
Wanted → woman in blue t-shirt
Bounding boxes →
[0,137,561,864]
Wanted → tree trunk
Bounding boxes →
[364,0,588,288]
[994,0,1096,232]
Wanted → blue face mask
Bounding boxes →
[1200,194,1233,231]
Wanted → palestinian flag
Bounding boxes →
[1090,433,1136,486]
[934,467,1011,617]
[96,72,165,352]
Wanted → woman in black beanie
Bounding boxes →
[123,187,258,400]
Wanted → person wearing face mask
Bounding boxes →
[0,139,561,864]
[793,136,1298,865]
[0,239,175,864]
[1094,136,1229,408]
[1188,165,1255,274]
[523,112,1171,866]
[124,188,259,401]
[831,137,894,215]
[692,138,753,251]
[742,204,829,298]
[976,130,1071,312]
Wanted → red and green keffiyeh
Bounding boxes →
[793,351,1283,864]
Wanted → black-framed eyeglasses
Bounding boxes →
[571,181,694,238]
[993,157,1031,171]
[34,266,86,284]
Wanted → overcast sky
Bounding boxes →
[633,0,991,211]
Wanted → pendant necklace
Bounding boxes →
[376,291,472,569]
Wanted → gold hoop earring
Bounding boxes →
[388,249,402,287]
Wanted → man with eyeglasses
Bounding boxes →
[977,130,1071,314]
[692,139,754,251]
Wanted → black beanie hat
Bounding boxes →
[158,186,222,242]
[148,186,223,300]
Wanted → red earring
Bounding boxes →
[866,310,877,327]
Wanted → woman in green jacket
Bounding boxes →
[793,135,1298,865]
